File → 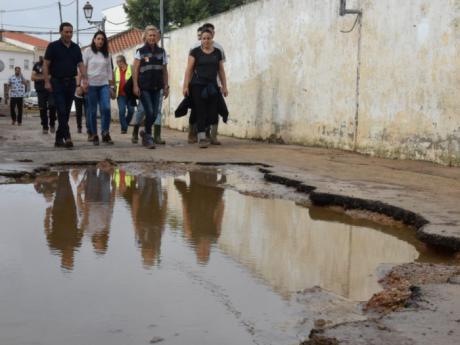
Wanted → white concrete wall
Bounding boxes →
[357,0,460,163]
[161,0,459,165]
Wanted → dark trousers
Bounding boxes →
[139,89,161,136]
[10,97,23,124]
[51,78,76,143]
[74,96,89,132]
[190,85,218,132]
[37,90,56,130]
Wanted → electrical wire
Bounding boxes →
[340,13,361,33]
[61,0,78,7]
[1,23,56,30]
[1,2,57,13]
[105,19,128,25]
[1,28,128,35]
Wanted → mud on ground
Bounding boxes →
[1,112,460,345]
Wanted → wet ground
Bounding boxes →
[0,165,457,345]
[1,111,460,344]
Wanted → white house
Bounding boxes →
[1,31,49,62]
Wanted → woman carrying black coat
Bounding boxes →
[182,28,228,148]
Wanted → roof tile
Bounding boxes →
[108,28,143,54]
[2,32,49,49]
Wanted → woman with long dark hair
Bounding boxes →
[83,30,115,145]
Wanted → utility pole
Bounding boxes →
[0,10,4,30]
[76,0,79,45]
[58,1,63,23]
[160,0,164,48]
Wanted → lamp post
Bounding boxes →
[160,0,164,48]
[83,1,106,32]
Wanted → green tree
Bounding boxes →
[168,0,210,27]
[123,0,171,29]
[123,0,255,30]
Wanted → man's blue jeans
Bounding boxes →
[117,95,134,131]
[87,85,111,135]
[51,78,76,143]
[139,89,161,135]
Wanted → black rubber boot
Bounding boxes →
[132,125,139,144]
[154,125,165,145]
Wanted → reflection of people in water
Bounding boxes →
[39,171,83,270]
[175,170,225,264]
[122,175,168,268]
[76,167,115,255]
[113,168,134,196]
[34,172,59,232]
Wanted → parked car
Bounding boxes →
[24,90,39,109]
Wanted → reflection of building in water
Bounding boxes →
[122,174,167,268]
[76,168,115,255]
[175,170,225,264]
[39,171,83,270]
[218,193,419,301]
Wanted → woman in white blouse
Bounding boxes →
[83,30,115,145]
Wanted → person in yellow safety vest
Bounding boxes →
[114,168,134,194]
[114,55,134,134]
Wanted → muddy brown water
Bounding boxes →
[0,167,454,345]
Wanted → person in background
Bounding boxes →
[8,66,27,126]
[114,55,134,134]
[44,22,87,148]
[83,30,115,146]
[131,102,143,144]
[132,25,169,149]
[32,56,56,134]
[74,71,89,136]
[183,28,228,148]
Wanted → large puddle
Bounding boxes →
[0,166,454,345]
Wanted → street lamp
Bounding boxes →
[83,1,93,19]
[83,1,106,32]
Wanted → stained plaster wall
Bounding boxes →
[161,0,459,165]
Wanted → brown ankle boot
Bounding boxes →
[188,124,197,144]
[210,124,221,145]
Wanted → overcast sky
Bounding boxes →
[1,0,125,45]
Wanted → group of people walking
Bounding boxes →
[16,20,228,150]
